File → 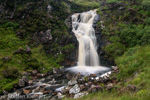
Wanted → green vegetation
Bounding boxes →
[68,0,100,8]
[142,0,150,11]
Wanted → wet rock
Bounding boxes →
[28,80,33,85]
[68,79,77,86]
[47,78,56,84]
[53,68,58,74]
[43,90,50,94]
[66,73,74,80]
[87,81,92,86]
[79,84,86,91]
[90,74,97,77]
[74,92,88,99]
[112,66,119,71]
[85,83,90,87]
[33,86,40,93]
[37,73,47,78]
[69,84,80,94]
[57,92,65,99]
[77,78,85,84]
[2,90,8,95]
[0,95,7,100]
[23,89,31,94]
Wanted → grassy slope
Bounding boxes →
[68,0,100,8]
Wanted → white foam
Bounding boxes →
[66,66,110,75]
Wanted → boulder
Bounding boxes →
[69,84,80,94]
[68,79,77,86]
[23,89,31,94]
[74,92,88,99]
[18,79,25,87]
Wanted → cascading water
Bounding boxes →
[66,10,110,75]
[72,9,99,66]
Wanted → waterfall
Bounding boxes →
[72,9,99,66]
[66,10,110,75]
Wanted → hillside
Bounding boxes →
[0,0,150,100]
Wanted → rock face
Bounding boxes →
[34,29,52,44]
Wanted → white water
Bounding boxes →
[66,10,110,75]
[72,9,99,66]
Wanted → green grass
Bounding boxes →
[68,0,100,8]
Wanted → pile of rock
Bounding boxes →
[0,66,120,100]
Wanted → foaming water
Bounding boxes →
[66,66,110,75]
[66,10,110,75]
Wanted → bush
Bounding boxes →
[106,0,121,4]
[104,42,126,59]
[1,66,19,78]
[116,46,150,80]
[142,0,150,11]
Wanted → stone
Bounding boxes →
[90,74,97,77]
[18,79,25,87]
[37,73,46,77]
[2,57,12,62]
[87,81,92,86]
[79,84,86,91]
[32,70,38,75]
[66,73,74,80]
[53,68,58,74]
[127,85,136,92]
[28,80,33,85]
[47,78,56,84]
[68,79,77,86]
[14,48,25,54]
[43,90,50,94]
[26,46,31,54]
[34,29,52,44]
[77,78,85,84]
[22,76,29,82]
[23,89,31,94]
[2,90,8,95]
[33,86,40,93]
[69,84,80,94]
[107,83,113,91]
[74,92,88,99]
[112,66,119,71]
[57,92,65,99]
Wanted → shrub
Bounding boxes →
[142,0,150,11]
[1,66,19,78]
[106,0,121,4]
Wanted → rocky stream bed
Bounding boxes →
[0,66,121,100]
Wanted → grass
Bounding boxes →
[68,0,100,8]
